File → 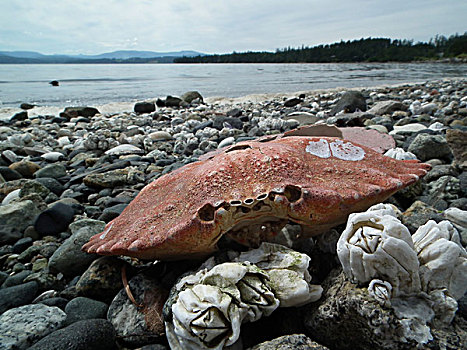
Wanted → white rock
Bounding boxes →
[41,152,65,162]
[443,207,467,230]
[218,137,235,149]
[148,131,173,141]
[384,147,418,160]
[412,220,467,300]
[57,136,71,147]
[104,144,143,155]
[1,188,21,205]
[389,123,428,135]
[420,102,438,115]
[428,122,445,131]
[337,210,421,296]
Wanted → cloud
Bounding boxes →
[0,0,465,54]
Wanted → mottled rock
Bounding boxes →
[74,256,128,304]
[0,281,39,315]
[83,168,144,188]
[248,334,329,350]
[19,179,50,199]
[402,201,444,233]
[0,200,41,244]
[213,116,243,130]
[446,129,467,165]
[28,319,116,350]
[408,134,452,161]
[64,297,108,325]
[108,273,168,346]
[0,304,66,350]
[48,219,105,276]
[34,177,65,195]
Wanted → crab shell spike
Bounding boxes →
[82,136,431,260]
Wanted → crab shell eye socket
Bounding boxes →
[198,203,216,222]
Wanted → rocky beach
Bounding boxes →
[0,78,466,350]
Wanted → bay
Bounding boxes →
[1,62,466,112]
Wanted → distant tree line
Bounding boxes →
[175,33,467,63]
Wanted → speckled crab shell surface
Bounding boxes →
[82,135,430,260]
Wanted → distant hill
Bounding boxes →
[0,50,204,64]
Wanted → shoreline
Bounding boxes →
[1,77,466,121]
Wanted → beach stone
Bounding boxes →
[248,334,329,350]
[41,151,66,162]
[83,168,144,188]
[10,111,28,123]
[74,256,128,304]
[446,129,467,165]
[61,106,100,119]
[19,179,50,199]
[226,108,243,118]
[134,102,156,114]
[284,97,302,107]
[0,166,22,181]
[39,297,69,311]
[218,136,236,149]
[148,131,173,141]
[105,144,144,156]
[181,91,203,104]
[20,103,35,110]
[0,281,38,314]
[331,91,367,115]
[9,160,41,177]
[108,274,168,346]
[48,219,105,277]
[64,297,108,325]
[408,134,452,161]
[164,95,182,107]
[34,177,65,196]
[0,304,66,350]
[402,201,444,233]
[98,203,128,222]
[213,116,243,130]
[34,202,76,236]
[368,100,407,115]
[1,270,32,288]
[12,237,33,254]
[34,163,67,179]
[27,319,116,350]
[0,200,41,244]
[390,123,428,135]
[0,272,8,286]
[284,112,319,126]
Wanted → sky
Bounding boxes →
[0,0,466,55]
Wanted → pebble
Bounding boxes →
[64,296,108,325]
[408,133,453,161]
[0,303,66,349]
[0,281,39,314]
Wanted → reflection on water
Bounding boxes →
[0,62,466,108]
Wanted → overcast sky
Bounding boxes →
[1,0,465,55]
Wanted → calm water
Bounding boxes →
[1,63,466,108]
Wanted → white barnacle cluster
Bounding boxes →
[337,203,467,325]
[384,147,418,160]
[305,138,365,161]
[165,243,321,350]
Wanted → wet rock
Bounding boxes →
[164,96,182,107]
[0,281,39,314]
[10,111,28,123]
[0,200,41,244]
[48,219,105,277]
[134,102,156,114]
[61,106,100,119]
[98,203,128,222]
[28,319,116,350]
[108,273,168,347]
[64,297,108,325]
[247,334,329,350]
[34,202,76,236]
[408,134,452,161]
[402,201,444,233]
[331,91,367,115]
[34,163,67,179]
[0,304,66,349]
[284,97,302,107]
[20,103,35,110]
[1,270,32,288]
[181,91,203,104]
[74,256,128,304]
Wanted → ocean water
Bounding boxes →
[1,62,466,118]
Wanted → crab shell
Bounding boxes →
[82,136,430,260]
